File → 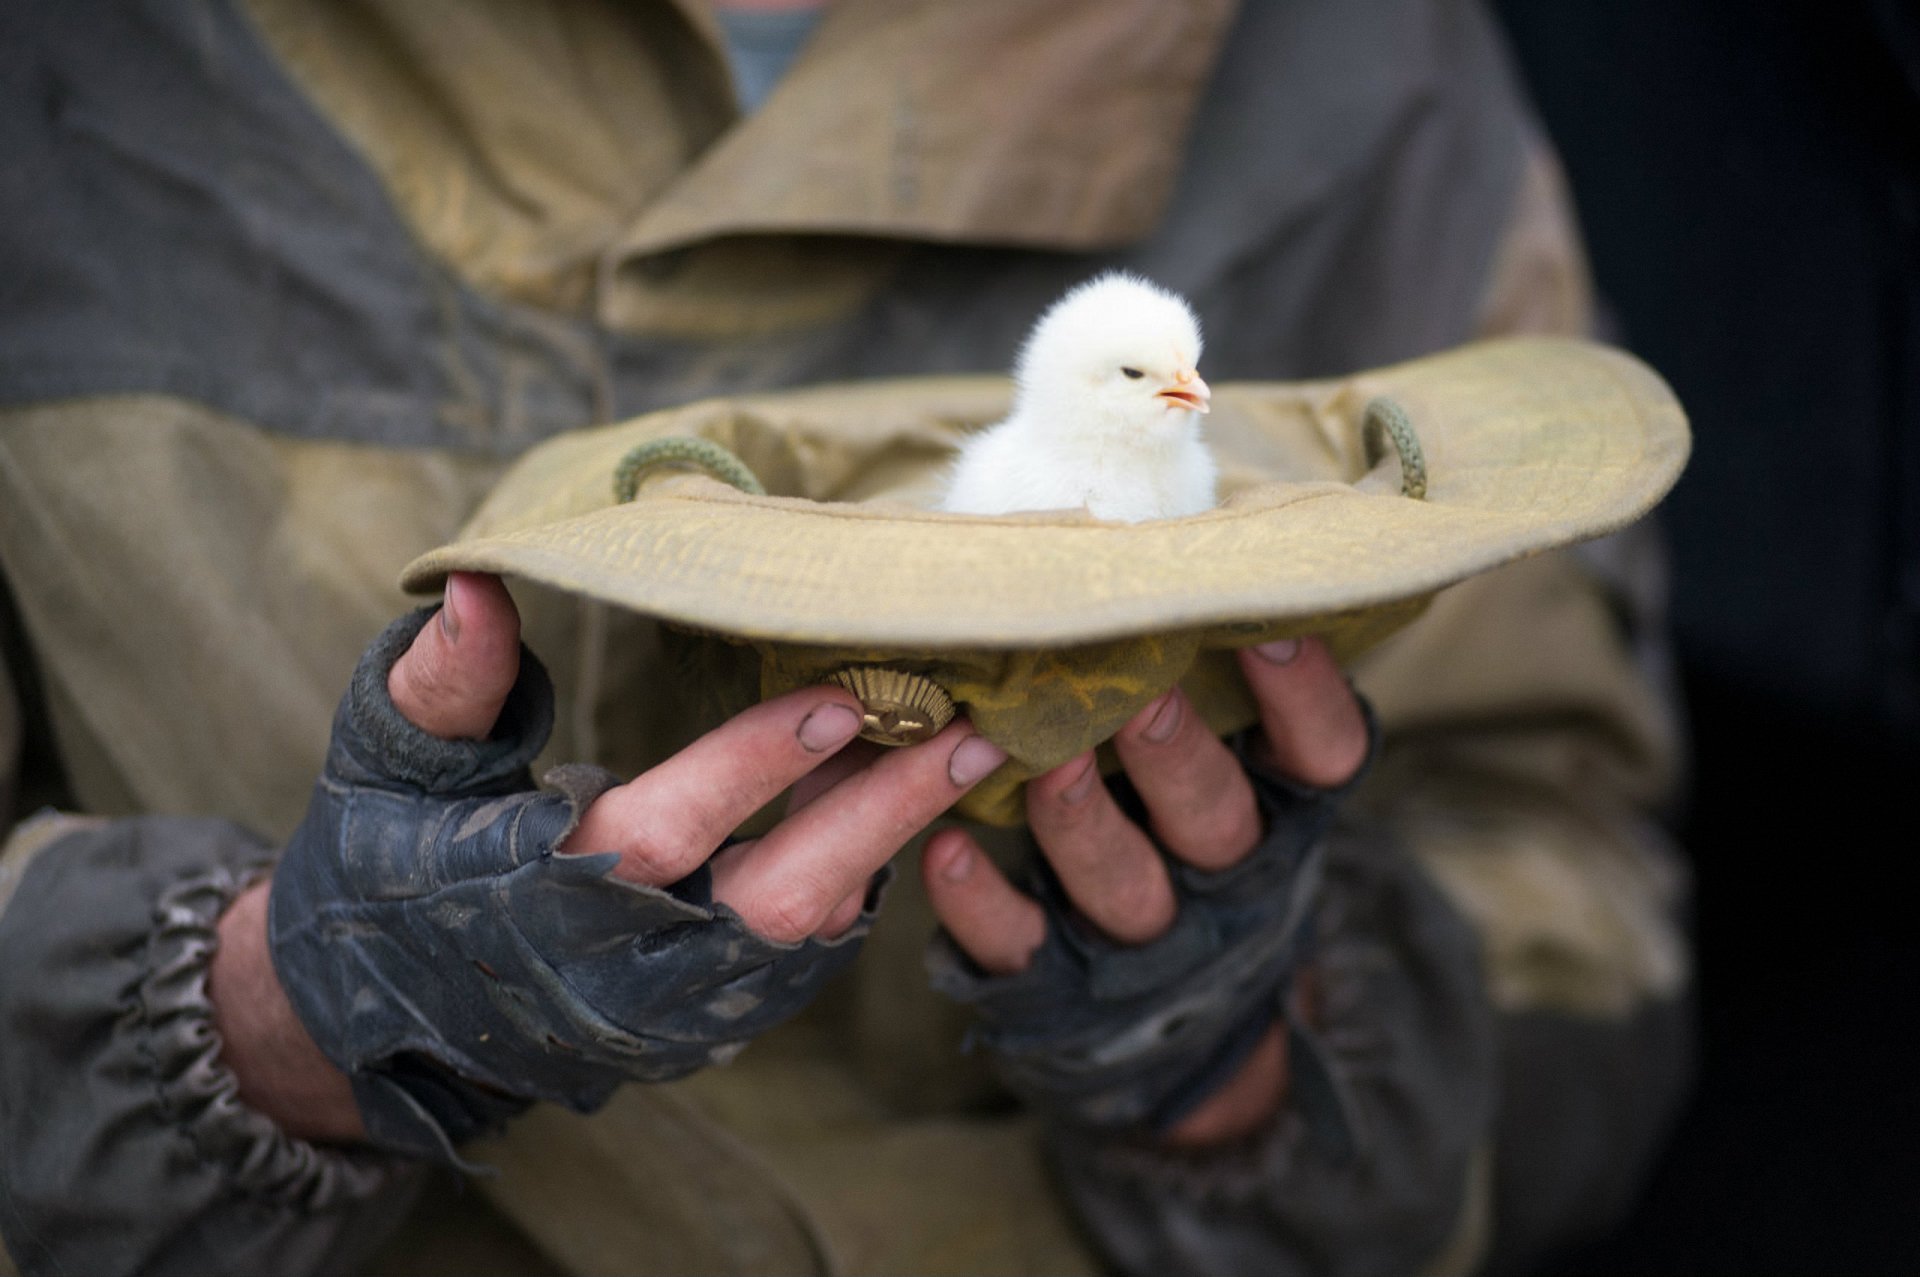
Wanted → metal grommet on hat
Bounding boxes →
[827,667,957,746]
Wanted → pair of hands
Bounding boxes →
[214,572,1368,1148]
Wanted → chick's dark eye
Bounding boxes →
[1120,367,1144,379]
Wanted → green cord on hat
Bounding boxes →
[1362,397,1427,500]
[613,437,768,503]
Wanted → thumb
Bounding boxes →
[387,572,522,740]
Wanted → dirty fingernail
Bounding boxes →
[1253,637,1301,665]
[799,703,862,753]
[939,843,974,883]
[439,579,463,644]
[948,735,1007,787]
[1142,691,1182,743]
[1060,756,1100,804]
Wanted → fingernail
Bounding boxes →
[1060,756,1099,804]
[1253,637,1301,665]
[948,735,1007,788]
[439,578,463,644]
[798,703,862,753]
[939,843,974,883]
[1142,691,1182,743]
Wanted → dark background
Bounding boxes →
[1492,2,1919,1272]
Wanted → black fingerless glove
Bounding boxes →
[270,608,882,1163]
[927,702,1379,1144]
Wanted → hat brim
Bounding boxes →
[401,338,1688,648]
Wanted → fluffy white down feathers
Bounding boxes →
[940,273,1218,523]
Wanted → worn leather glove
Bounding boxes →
[927,709,1377,1144]
[269,608,881,1162]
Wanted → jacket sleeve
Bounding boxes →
[0,812,423,1277]
[1045,540,1693,1277]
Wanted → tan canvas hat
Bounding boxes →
[403,336,1688,822]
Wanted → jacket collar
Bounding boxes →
[625,0,1241,256]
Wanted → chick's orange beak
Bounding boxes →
[1156,369,1211,414]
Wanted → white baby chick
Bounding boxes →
[941,272,1216,523]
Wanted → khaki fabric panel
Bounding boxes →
[669,840,1100,1277]
[798,821,1015,1122]
[582,236,911,343]
[363,1173,567,1277]
[467,822,1099,1277]
[477,1069,1097,1277]
[1349,552,1688,1018]
[0,399,678,839]
[602,0,1235,258]
[0,398,503,839]
[474,1078,1096,1277]
[239,0,911,342]
[240,0,734,317]
[462,1093,834,1277]
[241,0,1235,328]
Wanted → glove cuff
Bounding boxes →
[928,698,1381,1136]
[338,604,556,795]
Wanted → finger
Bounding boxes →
[780,741,887,938]
[564,686,866,886]
[1111,687,1262,872]
[784,738,965,941]
[1026,752,1175,945]
[1236,637,1369,789]
[815,889,870,940]
[922,829,1047,975]
[788,738,884,814]
[387,572,521,740]
[706,836,875,941]
[711,722,1007,944]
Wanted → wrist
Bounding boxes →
[1160,1023,1287,1147]
[209,878,365,1144]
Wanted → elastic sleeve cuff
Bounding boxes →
[0,816,418,1277]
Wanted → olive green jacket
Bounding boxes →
[0,1,1688,1273]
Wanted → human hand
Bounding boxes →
[263,572,1004,1160]
[922,637,1370,1145]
